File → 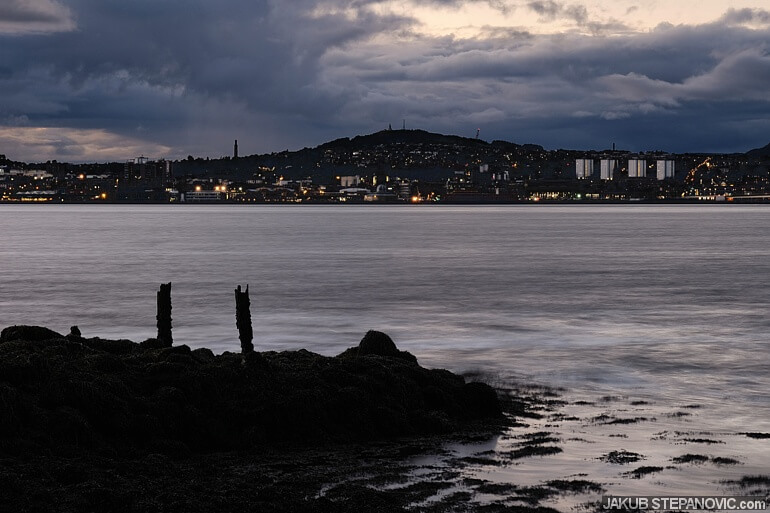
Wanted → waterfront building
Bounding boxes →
[339,175,361,187]
[575,159,594,179]
[600,159,618,180]
[628,158,647,178]
[183,190,222,202]
[656,160,675,180]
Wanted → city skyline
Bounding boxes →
[1,0,769,163]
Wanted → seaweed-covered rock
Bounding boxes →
[462,381,502,419]
[0,325,63,343]
[0,325,504,457]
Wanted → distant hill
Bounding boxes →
[173,128,543,179]
[319,129,491,150]
[746,142,770,158]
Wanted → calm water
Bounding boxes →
[2,204,769,500]
[2,205,769,404]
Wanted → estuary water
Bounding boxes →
[2,204,769,503]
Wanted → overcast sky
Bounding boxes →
[1,0,769,162]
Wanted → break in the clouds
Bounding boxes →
[0,0,769,162]
[0,0,75,35]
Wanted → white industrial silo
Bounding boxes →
[600,159,618,180]
[628,158,647,178]
[575,158,594,179]
[656,160,675,180]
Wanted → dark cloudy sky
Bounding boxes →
[1,0,769,162]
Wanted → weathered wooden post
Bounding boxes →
[235,284,254,354]
[156,282,173,347]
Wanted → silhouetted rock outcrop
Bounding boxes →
[338,330,419,364]
[0,325,503,458]
[0,325,62,343]
[359,330,399,356]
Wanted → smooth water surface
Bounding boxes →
[2,204,769,502]
[3,205,768,401]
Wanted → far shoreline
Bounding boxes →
[1,199,766,206]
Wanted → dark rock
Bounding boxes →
[727,475,770,488]
[462,381,502,418]
[712,457,740,465]
[624,466,664,479]
[191,347,216,362]
[347,330,419,364]
[359,330,399,357]
[69,326,82,338]
[243,350,269,370]
[82,337,136,355]
[601,450,644,464]
[140,338,167,349]
[672,453,709,464]
[742,432,770,439]
[0,325,63,343]
[0,326,506,457]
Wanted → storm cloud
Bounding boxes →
[1,0,769,162]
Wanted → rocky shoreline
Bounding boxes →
[0,325,520,512]
[3,325,768,512]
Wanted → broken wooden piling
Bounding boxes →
[235,284,254,354]
[156,282,173,347]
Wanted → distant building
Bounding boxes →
[396,180,411,200]
[364,184,399,202]
[339,187,370,202]
[600,159,618,180]
[575,158,594,179]
[183,190,222,202]
[656,160,675,180]
[628,158,647,178]
[234,140,239,159]
[123,157,171,184]
[339,175,361,187]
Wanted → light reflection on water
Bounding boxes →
[2,204,769,503]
